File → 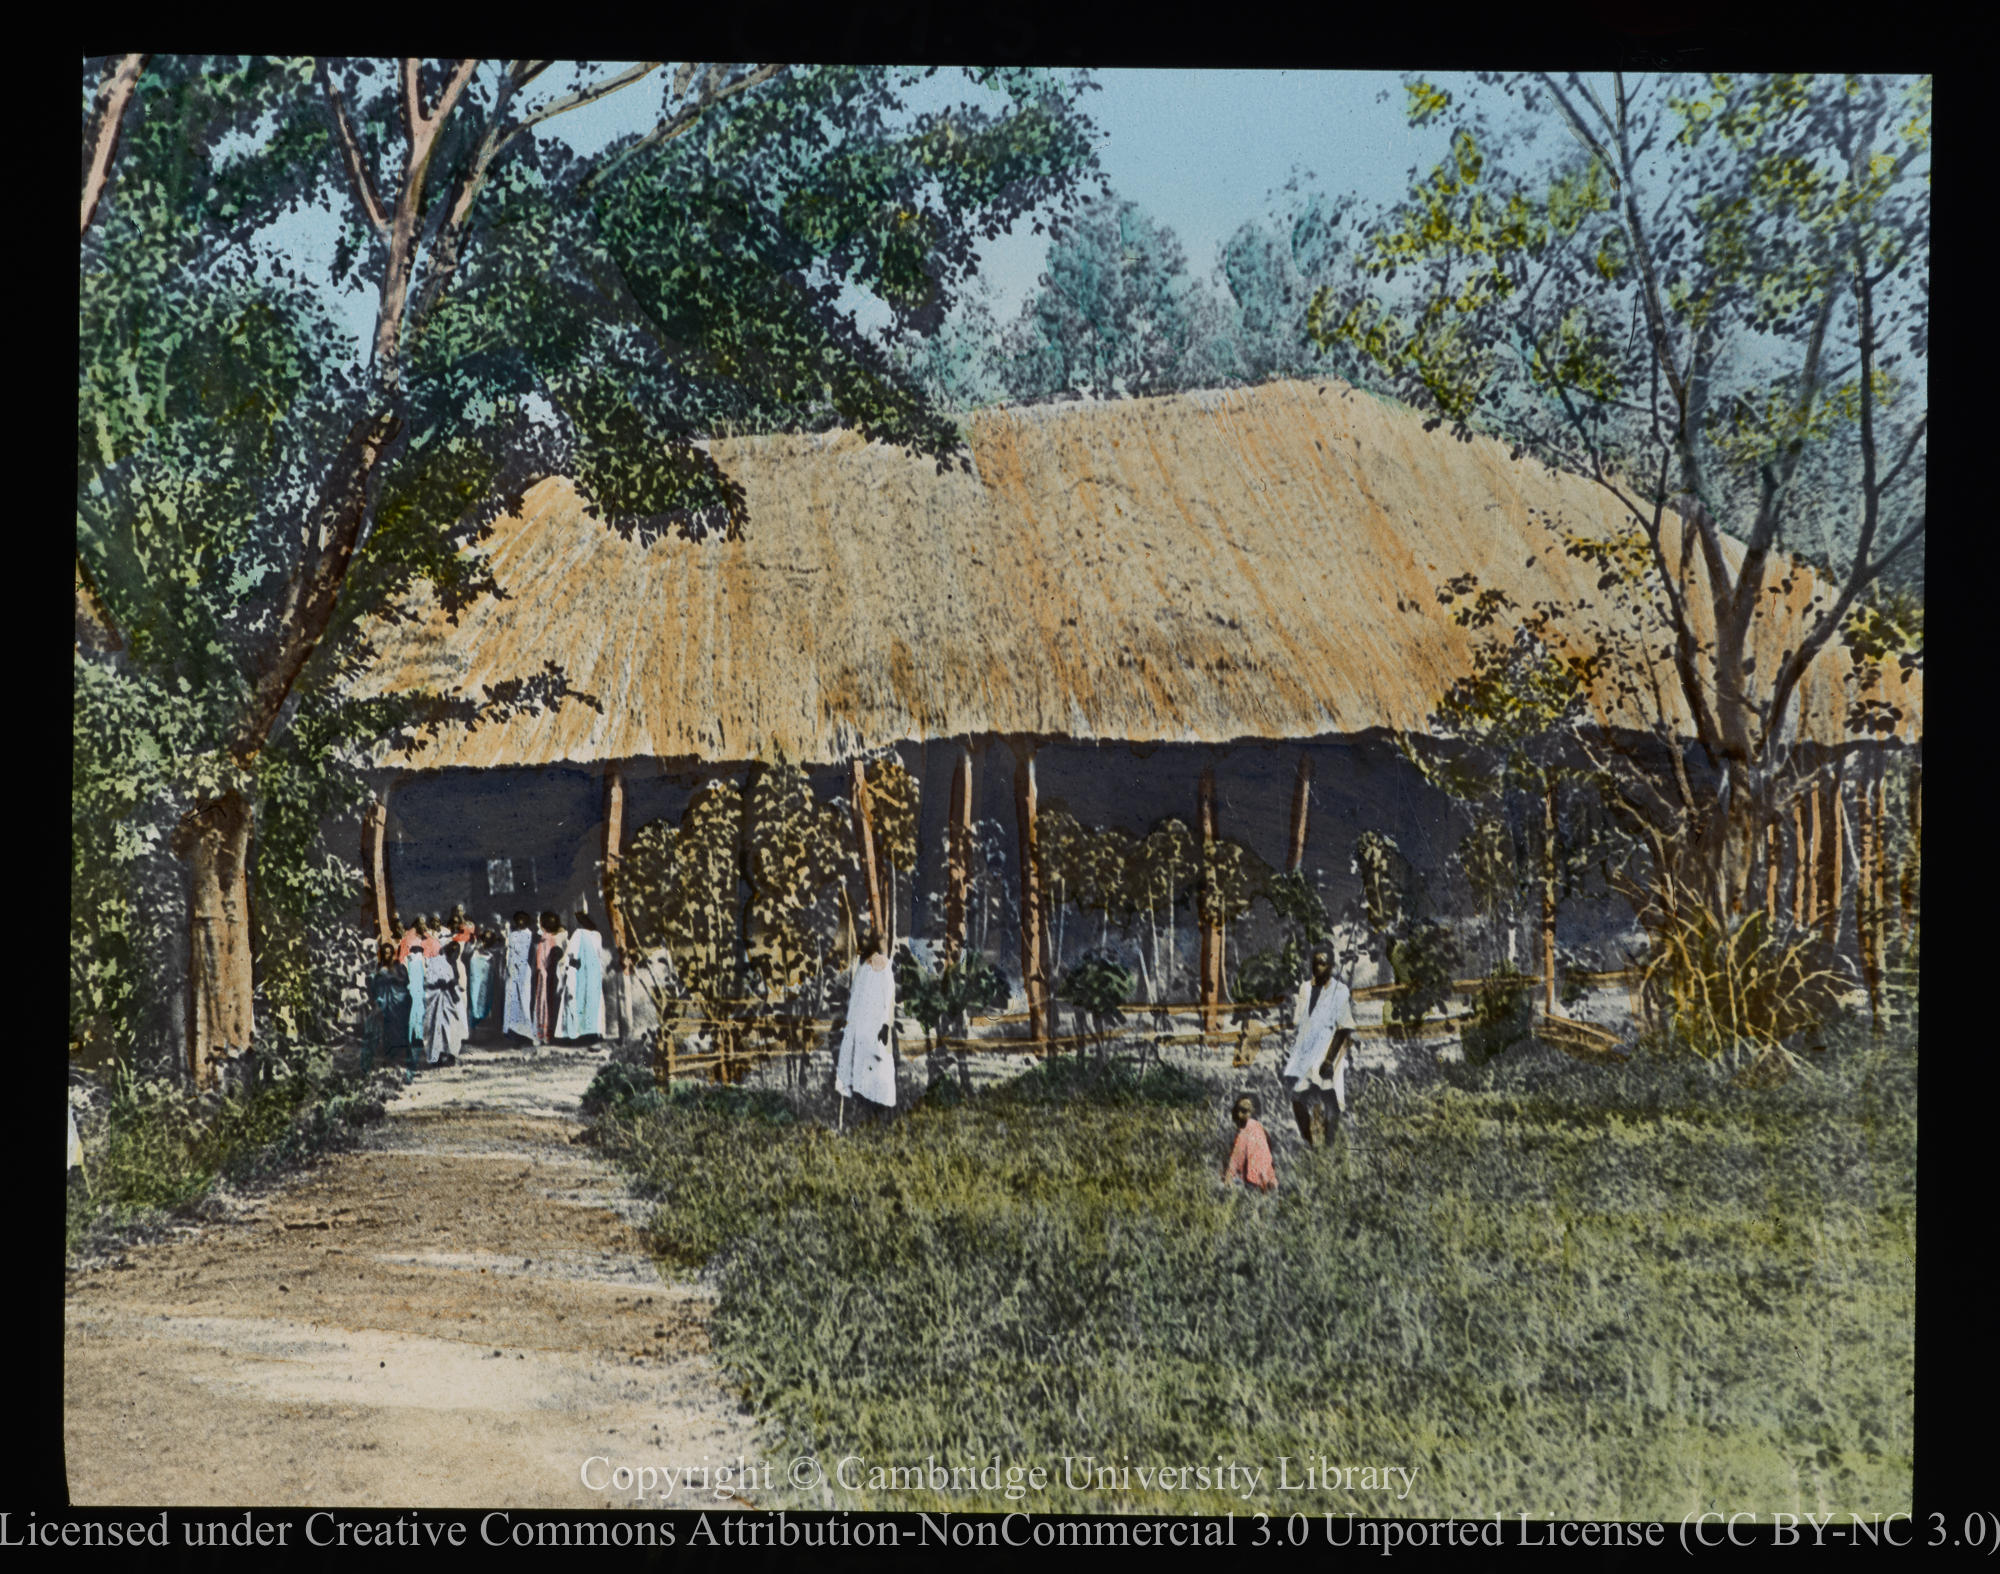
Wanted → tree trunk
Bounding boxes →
[851,758,885,942]
[1197,764,1223,1033]
[602,760,631,971]
[1542,780,1559,1014]
[179,789,255,1090]
[945,745,972,967]
[1012,742,1048,1045]
[361,791,396,946]
[1287,751,1314,873]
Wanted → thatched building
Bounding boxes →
[351,377,1920,1034]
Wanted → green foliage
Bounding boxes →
[1057,951,1135,1027]
[626,780,746,1000]
[1641,904,1850,1070]
[1230,941,1303,1007]
[1352,830,1410,934]
[743,757,858,998]
[998,195,1245,400]
[1462,957,1536,1065]
[598,1022,1913,1516]
[77,59,1102,1066]
[1387,919,1462,1027]
[74,1059,388,1239]
[581,1059,664,1119]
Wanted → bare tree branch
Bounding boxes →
[81,54,147,237]
[319,61,389,235]
[584,63,786,191]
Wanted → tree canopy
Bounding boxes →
[75,58,1102,1074]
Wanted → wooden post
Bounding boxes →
[1012,741,1048,1046]
[361,791,396,946]
[1800,800,1816,936]
[945,744,973,968]
[602,761,631,964]
[1541,780,1559,1015]
[1197,764,1223,1034]
[1818,762,1845,947]
[1858,758,1879,1022]
[1901,762,1921,929]
[1287,752,1315,873]
[851,757,886,943]
[1764,816,1780,921]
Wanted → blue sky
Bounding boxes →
[265,66,1469,359]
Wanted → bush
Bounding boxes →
[1641,905,1851,1069]
[70,1058,389,1258]
[1462,957,1535,1065]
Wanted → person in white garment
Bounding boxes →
[1280,944,1357,1147]
[835,929,898,1122]
[502,911,536,1044]
[558,911,607,1043]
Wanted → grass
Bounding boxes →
[67,1056,395,1262]
[595,1022,1914,1519]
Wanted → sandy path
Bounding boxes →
[64,1046,762,1509]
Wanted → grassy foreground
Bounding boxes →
[67,1058,395,1262]
[598,1027,1913,1519]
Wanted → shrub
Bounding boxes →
[1462,957,1535,1065]
[1641,903,1851,1071]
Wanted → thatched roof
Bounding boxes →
[355,378,1919,770]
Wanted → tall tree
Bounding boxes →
[1000,194,1241,400]
[1309,73,1928,924]
[77,58,1100,1084]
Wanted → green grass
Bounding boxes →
[598,1024,1914,1519]
[67,1059,392,1261]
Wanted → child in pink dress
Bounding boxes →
[1222,1093,1276,1191]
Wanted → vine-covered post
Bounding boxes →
[1197,763,1223,1033]
[1541,780,1558,1014]
[361,783,396,945]
[946,743,973,968]
[1287,752,1314,874]
[1011,740,1049,1047]
[851,757,885,941]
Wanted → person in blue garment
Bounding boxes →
[468,926,498,1040]
[558,911,606,1044]
[424,938,463,1067]
[362,941,410,1074]
[502,911,537,1045]
[404,918,429,1059]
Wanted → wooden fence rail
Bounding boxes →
[649,969,1648,1080]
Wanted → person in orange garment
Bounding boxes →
[1222,1092,1276,1191]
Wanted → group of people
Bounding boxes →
[361,904,608,1077]
[1223,944,1357,1192]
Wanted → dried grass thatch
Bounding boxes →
[354,379,1919,769]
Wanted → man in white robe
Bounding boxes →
[1280,944,1357,1147]
[836,933,899,1115]
[558,915,607,1041]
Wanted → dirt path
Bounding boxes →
[64,1046,762,1509]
